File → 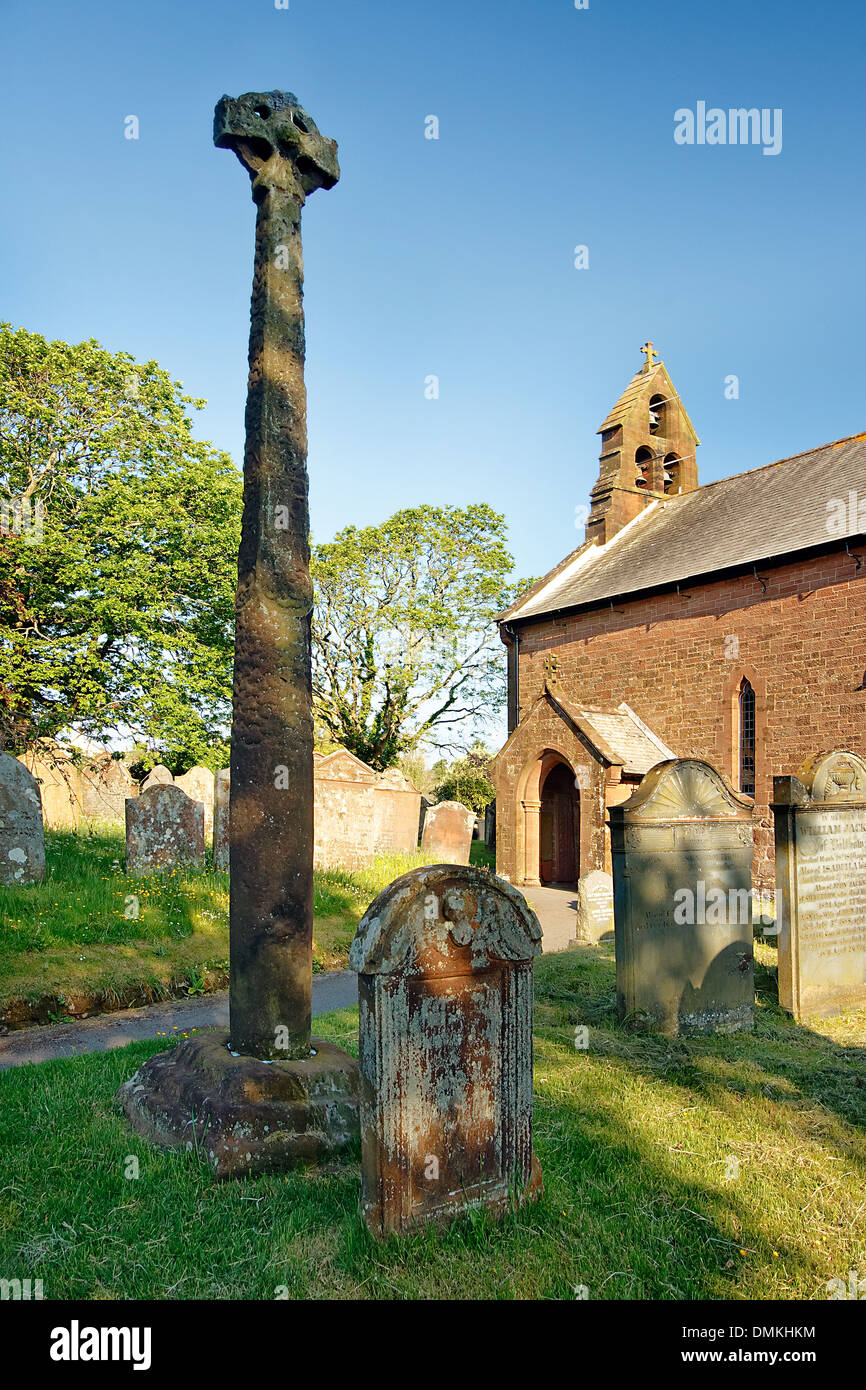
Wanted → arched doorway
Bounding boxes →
[539,762,579,884]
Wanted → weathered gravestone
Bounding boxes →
[176,766,216,839]
[420,800,475,865]
[117,90,358,1177]
[350,864,544,1237]
[80,756,136,823]
[213,768,230,870]
[609,759,755,1035]
[575,869,614,944]
[773,750,866,1020]
[140,765,173,793]
[125,785,205,876]
[0,753,46,884]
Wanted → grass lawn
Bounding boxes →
[0,944,863,1300]
[0,829,489,1024]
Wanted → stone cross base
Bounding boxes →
[116,1032,359,1179]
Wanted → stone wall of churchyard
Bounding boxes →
[22,743,423,872]
[511,548,866,875]
[312,752,421,868]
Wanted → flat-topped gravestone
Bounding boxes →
[125,784,205,876]
[575,869,614,944]
[0,753,45,884]
[80,756,135,822]
[213,768,229,870]
[350,864,544,1237]
[176,766,216,839]
[420,800,475,865]
[773,750,866,1020]
[140,765,173,794]
[609,759,755,1036]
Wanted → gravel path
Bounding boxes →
[0,969,358,1070]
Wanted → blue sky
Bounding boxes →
[2,0,865,585]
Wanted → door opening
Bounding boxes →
[539,762,578,884]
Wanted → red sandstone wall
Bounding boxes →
[510,550,866,878]
[493,699,608,885]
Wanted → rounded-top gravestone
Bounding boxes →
[125,784,205,876]
[420,800,476,865]
[140,765,173,794]
[0,752,46,884]
[175,766,216,839]
[351,863,544,1237]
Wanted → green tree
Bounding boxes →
[432,742,495,813]
[312,505,524,770]
[0,325,242,766]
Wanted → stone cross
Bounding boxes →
[641,341,658,369]
[214,91,340,1060]
[543,652,559,692]
[116,92,358,1179]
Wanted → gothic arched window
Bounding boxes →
[738,678,756,797]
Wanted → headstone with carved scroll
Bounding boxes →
[773,750,866,1020]
[609,758,755,1036]
[350,864,544,1237]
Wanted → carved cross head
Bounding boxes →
[214,90,339,201]
[544,653,560,690]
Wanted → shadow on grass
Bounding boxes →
[0,954,863,1299]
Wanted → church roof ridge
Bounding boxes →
[672,429,866,496]
[504,430,866,623]
[500,501,660,622]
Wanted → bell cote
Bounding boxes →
[585,344,700,546]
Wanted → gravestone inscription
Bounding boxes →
[773,750,866,1020]
[609,759,755,1035]
[575,869,614,944]
[81,756,135,823]
[350,864,543,1237]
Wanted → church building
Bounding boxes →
[492,345,866,894]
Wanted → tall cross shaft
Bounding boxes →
[215,91,339,1059]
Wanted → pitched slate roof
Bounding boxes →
[504,432,866,623]
[492,691,675,777]
[567,702,676,776]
